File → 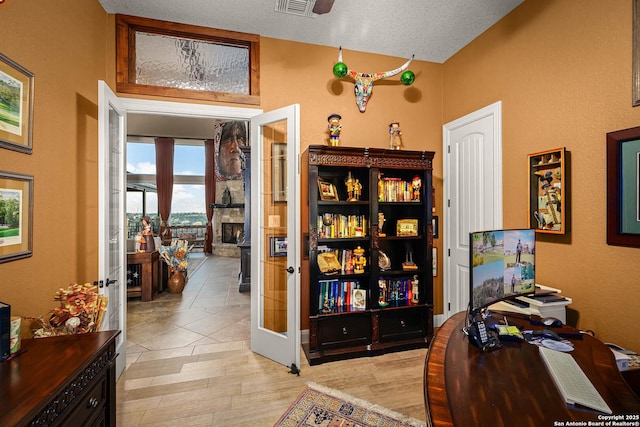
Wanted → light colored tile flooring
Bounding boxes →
[117,254,428,426]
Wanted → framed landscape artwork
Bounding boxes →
[0,53,34,154]
[0,171,33,263]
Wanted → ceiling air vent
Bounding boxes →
[274,0,317,17]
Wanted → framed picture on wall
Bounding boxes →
[606,126,640,247]
[0,171,33,263]
[272,142,287,203]
[270,236,288,257]
[0,53,34,154]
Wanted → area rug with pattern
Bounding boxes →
[274,382,426,427]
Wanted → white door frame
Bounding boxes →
[105,94,263,371]
[440,102,503,326]
[119,97,262,122]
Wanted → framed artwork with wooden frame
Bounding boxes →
[115,14,260,105]
[317,179,339,201]
[0,53,34,154]
[527,147,567,234]
[0,171,33,263]
[606,126,640,247]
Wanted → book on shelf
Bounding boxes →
[318,280,362,313]
[530,294,568,304]
[377,277,419,306]
[378,176,420,202]
[317,214,368,239]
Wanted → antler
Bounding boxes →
[376,55,414,80]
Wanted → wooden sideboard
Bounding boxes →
[0,330,120,426]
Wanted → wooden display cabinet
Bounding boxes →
[303,145,435,365]
[528,147,567,234]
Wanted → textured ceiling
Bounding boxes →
[97,0,523,63]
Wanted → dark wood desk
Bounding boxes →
[424,311,640,426]
[0,330,119,426]
[127,250,160,301]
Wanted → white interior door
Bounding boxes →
[250,104,301,370]
[98,81,127,379]
[442,101,502,324]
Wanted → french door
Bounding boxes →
[98,81,127,379]
[250,104,301,369]
[98,87,301,372]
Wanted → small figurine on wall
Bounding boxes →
[389,122,402,150]
[327,113,342,146]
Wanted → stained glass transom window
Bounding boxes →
[135,32,250,94]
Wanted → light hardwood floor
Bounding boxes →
[117,254,429,426]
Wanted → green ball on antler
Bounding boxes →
[400,70,415,86]
[333,62,348,78]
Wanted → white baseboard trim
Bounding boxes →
[433,313,447,328]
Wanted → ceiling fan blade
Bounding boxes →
[312,0,334,14]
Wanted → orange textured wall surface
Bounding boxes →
[0,0,108,321]
[443,0,640,349]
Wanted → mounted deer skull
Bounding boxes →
[333,47,415,112]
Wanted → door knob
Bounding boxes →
[286,266,295,274]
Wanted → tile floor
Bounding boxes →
[117,253,428,426]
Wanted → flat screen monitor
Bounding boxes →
[469,228,536,313]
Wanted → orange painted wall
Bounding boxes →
[444,0,640,349]
[257,39,445,327]
[0,0,108,322]
[5,0,635,352]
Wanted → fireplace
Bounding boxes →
[222,223,244,244]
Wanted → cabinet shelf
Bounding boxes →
[379,235,423,241]
[304,145,435,365]
[318,200,369,206]
[377,269,423,276]
[318,237,369,244]
[378,201,423,205]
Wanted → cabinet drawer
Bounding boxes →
[318,313,371,351]
[62,376,107,427]
[378,307,428,343]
